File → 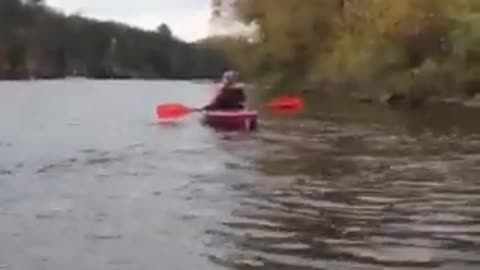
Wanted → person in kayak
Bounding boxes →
[202,70,246,111]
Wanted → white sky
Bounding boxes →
[47,0,212,42]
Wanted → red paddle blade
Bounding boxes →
[266,96,304,110]
[156,103,192,119]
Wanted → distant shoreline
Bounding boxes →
[0,73,219,81]
[0,76,219,83]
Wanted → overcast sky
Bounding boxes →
[47,0,211,41]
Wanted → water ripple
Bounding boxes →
[207,118,480,270]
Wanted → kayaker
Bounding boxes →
[202,70,246,111]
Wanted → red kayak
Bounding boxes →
[202,110,258,131]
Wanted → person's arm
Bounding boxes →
[202,99,216,110]
[240,89,246,104]
[202,88,223,110]
[233,87,246,109]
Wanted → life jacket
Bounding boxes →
[204,83,246,111]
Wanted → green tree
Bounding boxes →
[219,0,480,98]
[157,23,172,38]
[0,0,230,79]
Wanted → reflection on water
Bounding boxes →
[207,97,480,270]
[0,81,479,270]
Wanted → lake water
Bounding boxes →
[0,79,480,270]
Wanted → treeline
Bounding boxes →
[213,0,480,101]
[0,0,230,80]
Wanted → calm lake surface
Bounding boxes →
[1,79,480,270]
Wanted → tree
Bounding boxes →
[26,0,45,6]
[0,0,231,79]
[157,23,172,38]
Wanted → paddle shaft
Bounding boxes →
[156,96,302,119]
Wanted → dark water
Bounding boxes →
[1,80,480,270]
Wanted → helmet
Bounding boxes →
[222,70,239,85]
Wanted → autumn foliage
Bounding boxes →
[214,0,480,98]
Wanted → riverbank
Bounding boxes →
[211,1,480,110]
[252,72,480,110]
